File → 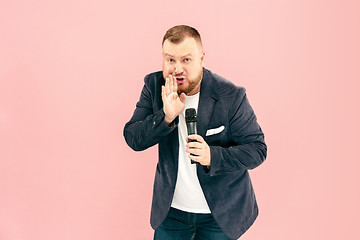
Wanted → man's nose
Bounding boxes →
[174,62,183,75]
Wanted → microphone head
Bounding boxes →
[185,108,197,123]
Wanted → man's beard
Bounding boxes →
[177,69,203,95]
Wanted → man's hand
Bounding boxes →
[186,134,211,166]
[161,74,186,125]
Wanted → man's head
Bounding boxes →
[162,25,205,96]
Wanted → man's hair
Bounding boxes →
[162,25,202,46]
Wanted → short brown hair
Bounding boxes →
[162,25,202,46]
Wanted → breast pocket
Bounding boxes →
[205,125,229,146]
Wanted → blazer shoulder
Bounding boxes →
[144,71,164,85]
[143,71,164,95]
[207,70,247,100]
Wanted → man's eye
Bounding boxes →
[184,58,190,62]
[169,59,174,63]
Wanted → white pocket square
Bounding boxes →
[205,125,225,136]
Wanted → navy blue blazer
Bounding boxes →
[123,68,267,239]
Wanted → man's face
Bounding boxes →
[162,37,205,96]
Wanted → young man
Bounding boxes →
[123,25,267,240]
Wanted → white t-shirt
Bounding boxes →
[171,92,211,213]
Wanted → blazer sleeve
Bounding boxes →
[123,75,177,151]
[208,89,267,176]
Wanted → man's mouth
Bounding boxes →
[176,77,185,84]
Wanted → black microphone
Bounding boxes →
[185,108,198,164]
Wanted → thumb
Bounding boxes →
[179,93,186,103]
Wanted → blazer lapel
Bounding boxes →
[197,69,219,137]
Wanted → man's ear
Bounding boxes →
[201,51,205,67]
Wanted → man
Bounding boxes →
[123,25,267,240]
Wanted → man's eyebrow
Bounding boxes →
[163,53,193,58]
[182,54,192,58]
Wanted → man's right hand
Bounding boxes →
[161,74,186,126]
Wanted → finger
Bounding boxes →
[164,78,168,93]
[188,134,204,143]
[172,75,178,93]
[179,93,186,103]
[167,75,171,92]
[186,141,202,149]
[162,85,169,100]
[188,154,201,162]
[169,75,174,93]
[186,136,195,143]
[186,148,202,156]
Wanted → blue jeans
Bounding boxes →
[154,207,232,240]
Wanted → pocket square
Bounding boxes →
[206,125,225,136]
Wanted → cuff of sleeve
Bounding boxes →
[206,146,223,176]
[160,109,178,129]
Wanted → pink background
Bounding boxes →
[1,0,359,239]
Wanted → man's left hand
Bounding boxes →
[186,135,211,166]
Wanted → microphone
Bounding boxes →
[185,108,198,164]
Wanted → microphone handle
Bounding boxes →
[188,138,198,164]
[186,121,198,164]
